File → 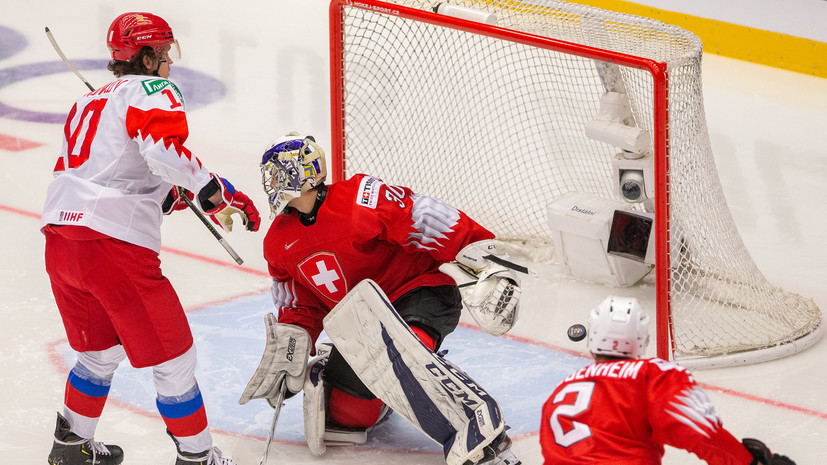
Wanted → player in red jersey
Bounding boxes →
[239,133,522,465]
[42,12,259,465]
[540,296,795,465]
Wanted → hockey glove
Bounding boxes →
[742,438,796,465]
[161,186,194,215]
[239,315,311,407]
[455,240,522,336]
[198,174,261,232]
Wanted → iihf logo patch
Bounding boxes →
[59,211,85,223]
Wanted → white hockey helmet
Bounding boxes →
[586,296,650,358]
[260,132,327,218]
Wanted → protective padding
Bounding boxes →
[238,314,311,408]
[303,349,329,456]
[323,279,504,465]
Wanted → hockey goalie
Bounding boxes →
[238,133,523,464]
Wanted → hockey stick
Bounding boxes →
[442,256,531,289]
[45,27,95,92]
[45,27,244,265]
[259,378,288,465]
[177,187,244,265]
[484,254,531,275]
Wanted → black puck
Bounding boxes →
[567,324,587,342]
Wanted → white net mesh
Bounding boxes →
[331,0,822,366]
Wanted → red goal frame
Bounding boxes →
[328,0,674,360]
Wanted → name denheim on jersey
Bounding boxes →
[564,359,645,383]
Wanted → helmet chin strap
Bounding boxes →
[152,57,166,77]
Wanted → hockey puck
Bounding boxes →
[567,324,587,342]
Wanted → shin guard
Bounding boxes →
[323,280,505,465]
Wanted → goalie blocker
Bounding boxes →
[323,279,518,465]
[239,314,312,407]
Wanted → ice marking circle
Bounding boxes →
[0,60,226,123]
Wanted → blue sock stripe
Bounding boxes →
[156,391,204,419]
[67,370,112,398]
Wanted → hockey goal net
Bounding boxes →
[329,0,823,367]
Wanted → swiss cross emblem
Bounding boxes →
[297,252,348,303]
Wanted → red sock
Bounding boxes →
[327,325,436,428]
[328,388,384,428]
[410,325,436,350]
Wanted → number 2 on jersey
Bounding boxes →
[55,99,109,172]
[549,381,595,447]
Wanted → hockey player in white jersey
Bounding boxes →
[42,12,258,465]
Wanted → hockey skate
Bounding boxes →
[466,431,522,465]
[168,429,237,465]
[48,412,124,465]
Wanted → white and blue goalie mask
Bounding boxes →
[260,133,327,218]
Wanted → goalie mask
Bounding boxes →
[586,296,650,359]
[260,133,327,218]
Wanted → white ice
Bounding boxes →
[1,1,826,464]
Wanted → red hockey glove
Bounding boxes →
[201,175,261,232]
[161,187,194,215]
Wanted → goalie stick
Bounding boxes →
[484,254,530,275]
[259,378,287,465]
[444,255,533,288]
[44,27,244,265]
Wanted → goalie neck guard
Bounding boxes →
[260,132,327,218]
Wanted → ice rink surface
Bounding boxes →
[2,1,826,464]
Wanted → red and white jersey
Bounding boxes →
[263,174,494,342]
[41,75,212,252]
[540,358,753,465]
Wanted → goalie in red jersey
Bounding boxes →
[540,296,795,465]
[239,132,522,465]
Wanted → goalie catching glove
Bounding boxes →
[239,314,311,408]
[455,240,522,337]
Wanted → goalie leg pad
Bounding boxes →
[303,345,331,456]
[323,279,505,465]
[302,343,389,456]
[238,314,311,408]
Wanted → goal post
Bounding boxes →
[329,0,823,368]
